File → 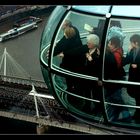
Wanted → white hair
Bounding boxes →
[87,34,100,47]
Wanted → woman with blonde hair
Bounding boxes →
[54,26,87,100]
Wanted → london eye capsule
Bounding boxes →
[40,6,140,133]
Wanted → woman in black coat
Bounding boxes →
[54,26,87,74]
[82,34,101,113]
[54,26,88,109]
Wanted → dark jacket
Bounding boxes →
[54,35,88,74]
[104,49,125,80]
[123,48,140,98]
[54,25,82,56]
[84,47,100,77]
[123,48,140,82]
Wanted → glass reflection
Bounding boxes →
[104,84,140,125]
[52,11,105,78]
[40,6,140,130]
[52,73,103,122]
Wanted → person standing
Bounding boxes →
[123,34,140,123]
[54,26,87,109]
[104,36,130,121]
[82,34,101,113]
[53,20,85,92]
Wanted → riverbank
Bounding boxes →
[0,6,55,26]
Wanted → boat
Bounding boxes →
[0,22,38,42]
[13,16,42,28]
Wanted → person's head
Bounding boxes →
[64,26,76,39]
[107,26,125,47]
[130,34,140,48]
[108,36,121,51]
[62,20,72,30]
[87,34,100,49]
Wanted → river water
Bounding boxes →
[0,8,54,81]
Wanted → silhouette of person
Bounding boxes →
[123,34,140,123]
[82,34,101,113]
[54,26,87,109]
[104,35,130,122]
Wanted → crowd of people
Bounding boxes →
[53,19,140,123]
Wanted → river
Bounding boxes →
[0,7,55,81]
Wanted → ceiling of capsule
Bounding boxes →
[72,6,111,15]
[72,6,140,18]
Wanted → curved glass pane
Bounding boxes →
[111,6,140,18]
[51,10,106,79]
[41,6,66,50]
[103,84,140,126]
[40,6,66,95]
[52,72,103,122]
[40,6,66,68]
[103,18,140,127]
[72,5,111,15]
[40,5,140,130]
[103,18,140,84]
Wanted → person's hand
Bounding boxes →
[58,52,64,58]
[86,53,93,61]
[131,64,137,68]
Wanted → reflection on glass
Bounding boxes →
[103,18,140,127]
[52,11,105,78]
[104,85,140,125]
[72,6,111,15]
[40,6,140,131]
[104,19,126,81]
[52,73,103,121]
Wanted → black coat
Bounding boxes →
[104,51,125,80]
[124,48,140,82]
[84,47,100,77]
[123,48,140,98]
[104,50,125,92]
[54,36,88,74]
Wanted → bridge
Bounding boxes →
[0,48,111,134]
[0,75,119,134]
[0,81,130,135]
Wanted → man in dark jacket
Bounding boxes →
[123,34,140,123]
[104,36,131,122]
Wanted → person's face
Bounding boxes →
[87,41,94,49]
[130,41,138,49]
[108,41,114,51]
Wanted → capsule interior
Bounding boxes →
[40,6,140,132]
